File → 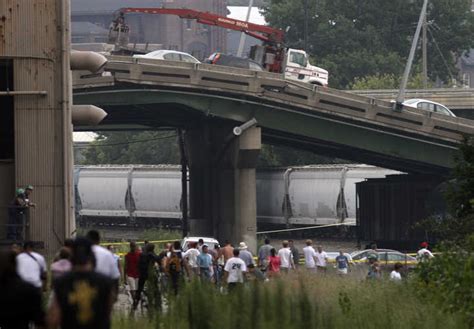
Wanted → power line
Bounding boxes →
[73,134,177,148]
[427,26,455,80]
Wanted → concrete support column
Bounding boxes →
[185,123,261,253]
[186,125,214,237]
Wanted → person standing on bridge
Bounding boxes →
[47,237,115,329]
[23,185,36,208]
[7,188,27,241]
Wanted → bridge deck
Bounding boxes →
[73,56,474,175]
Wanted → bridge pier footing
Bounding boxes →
[185,123,261,253]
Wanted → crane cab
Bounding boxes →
[284,49,328,86]
[250,45,328,86]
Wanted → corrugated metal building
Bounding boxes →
[356,175,443,250]
[71,0,227,59]
[0,0,74,255]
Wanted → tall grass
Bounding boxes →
[112,274,467,329]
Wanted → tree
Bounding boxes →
[258,144,345,167]
[351,72,428,90]
[80,131,180,165]
[80,131,344,167]
[415,139,474,326]
[262,0,474,89]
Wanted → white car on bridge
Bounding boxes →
[402,99,456,117]
[133,50,200,64]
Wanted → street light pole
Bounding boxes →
[304,0,309,52]
[236,0,254,57]
[395,0,428,109]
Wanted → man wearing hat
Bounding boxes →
[417,242,434,262]
[238,242,254,267]
[24,185,36,208]
[7,189,27,240]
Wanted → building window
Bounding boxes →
[185,19,192,30]
[0,59,14,160]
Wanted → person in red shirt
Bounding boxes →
[267,248,281,279]
[124,241,141,300]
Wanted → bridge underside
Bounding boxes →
[74,86,459,176]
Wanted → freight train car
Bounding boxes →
[257,165,401,226]
[74,164,400,228]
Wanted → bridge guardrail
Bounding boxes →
[351,88,474,111]
[73,56,474,143]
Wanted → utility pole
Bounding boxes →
[395,0,428,109]
[422,15,428,89]
[236,0,254,57]
[304,0,309,52]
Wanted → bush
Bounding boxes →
[415,239,474,326]
[113,276,466,329]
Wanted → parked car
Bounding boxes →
[350,249,397,261]
[133,50,200,63]
[205,52,263,71]
[402,98,456,117]
[351,249,417,272]
[181,236,219,252]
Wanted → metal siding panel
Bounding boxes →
[2,0,73,256]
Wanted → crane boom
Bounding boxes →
[118,7,285,44]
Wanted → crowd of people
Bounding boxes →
[0,232,436,328]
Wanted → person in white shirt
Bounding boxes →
[278,240,294,273]
[417,242,434,262]
[303,239,317,272]
[16,241,47,289]
[86,230,121,281]
[390,263,403,282]
[184,242,200,278]
[315,245,328,273]
[224,249,247,290]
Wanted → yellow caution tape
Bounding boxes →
[101,238,178,247]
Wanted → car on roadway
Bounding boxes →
[181,236,220,252]
[402,98,456,117]
[133,50,200,63]
[204,52,264,71]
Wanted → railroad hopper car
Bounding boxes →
[74,164,400,228]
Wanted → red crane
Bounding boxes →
[109,7,286,72]
[118,7,285,45]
